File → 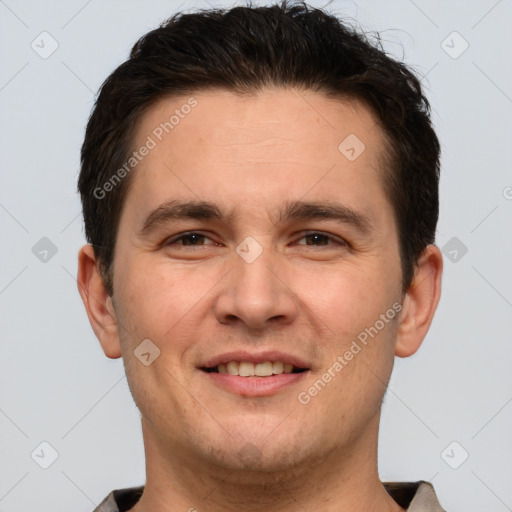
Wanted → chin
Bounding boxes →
[197,426,322,479]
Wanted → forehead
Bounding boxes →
[135,88,383,160]
[124,88,392,227]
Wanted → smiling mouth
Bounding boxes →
[201,361,308,377]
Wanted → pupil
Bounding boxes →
[307,234,327,246]
[184,234,203,245]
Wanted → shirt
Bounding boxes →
[93,481,446,511]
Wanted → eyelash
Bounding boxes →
[164,231,348,248]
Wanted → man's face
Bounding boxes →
[110,89,404,474]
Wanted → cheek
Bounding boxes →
[294,260,393,340]
[114,256,217,343]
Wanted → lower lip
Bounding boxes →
[202,370,309,397]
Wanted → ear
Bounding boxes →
[77,244,122,359]
[395,244,443,358]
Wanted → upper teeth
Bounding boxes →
[217,361,294,377]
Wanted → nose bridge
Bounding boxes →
[214,237,297,328]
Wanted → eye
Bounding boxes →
[295,232,348,247]
[165,232,217,247]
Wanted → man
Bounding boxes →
[77,1,445,511]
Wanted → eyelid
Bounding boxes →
[164,231,219,246]
[293,231,349,247]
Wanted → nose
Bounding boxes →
[213,244,299,331]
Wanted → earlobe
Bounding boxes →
[77,244,122,359]
[395,244,443,358]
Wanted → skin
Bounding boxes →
[78,88,443,512]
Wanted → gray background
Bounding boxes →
[1,0,511,510]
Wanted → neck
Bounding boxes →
[129,414,404,512]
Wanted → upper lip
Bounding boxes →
[200,350,310,369]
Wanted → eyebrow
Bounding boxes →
[139,199,374,236]
[279,200,373,234]
[139,200,229,236]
